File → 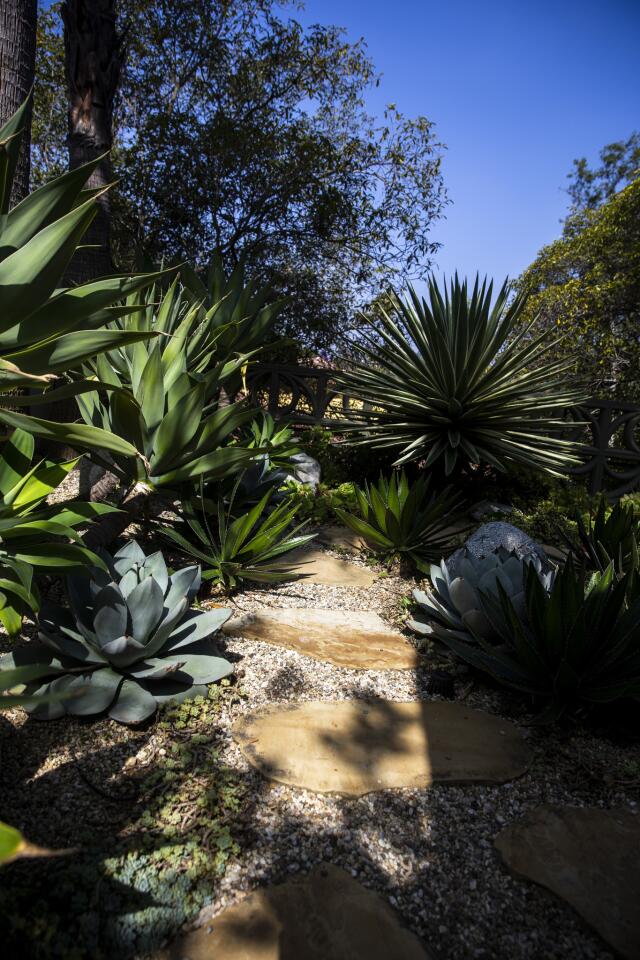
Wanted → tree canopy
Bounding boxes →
[519,171,640,400]
[32,0,447,353]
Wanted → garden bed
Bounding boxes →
[1,540,638,959]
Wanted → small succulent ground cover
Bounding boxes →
[0,684,247,959]
[1,541,234,724]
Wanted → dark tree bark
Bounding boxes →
[0,0,37,205]
[62,0,122,282]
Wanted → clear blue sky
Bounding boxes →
[288,0,640,283]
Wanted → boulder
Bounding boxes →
[288,452,322,489]
[447,521,548,578]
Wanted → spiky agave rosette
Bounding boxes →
[409,547,556,642]
[1,541,234,724]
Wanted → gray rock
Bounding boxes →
[288,452,322,489]
[470,500,513,522]
[446,521,548,577]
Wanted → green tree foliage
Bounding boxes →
[32,0,447,352]
[566,132,640,214]
[518,176,640,398]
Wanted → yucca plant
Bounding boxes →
[159,478,314,590]
[0,427,121,635]
[338,276,586,477]
[334,470,465,571]
[0,96,166,459]
[0,541,234,724]
[409,548,556,643]
[432,558,640,717]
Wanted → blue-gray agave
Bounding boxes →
[0,541,234,724]
[408,547,556,643]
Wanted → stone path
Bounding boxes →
[495,805,640,960]
[161,534,634,959]
[159,864,434,960]
[223,607,418,669]
[233,700,530,796]
[277,544,377,586]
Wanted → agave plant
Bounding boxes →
[0,541,234,724]
[334,470,465,571]
[409,548,556,643]
[0,427,120,634]
[76,269,284,494]
[0,96,166,458]
[160,479,314,590]
[431,558,640,716]
[338,276,586,476]
[565,495,640,575]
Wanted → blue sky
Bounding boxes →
[289,0,640,283]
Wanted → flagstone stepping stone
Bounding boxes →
[159,863,433,960]
[222,608,418,670]
[316,523,366,551]
[233,700,530,796]
[277,544,377,586]
[495,805,640,960]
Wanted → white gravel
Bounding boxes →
[185,549,636,960]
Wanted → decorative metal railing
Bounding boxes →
[563,400,640,498]
[247,365,640,498]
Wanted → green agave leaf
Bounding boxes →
[5,328,161,377]
[0,193,98,328]
[64,669,121,716]
[0,407,143,460]
[108,678,156,724]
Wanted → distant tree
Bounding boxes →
[566,132,640,215]
[0,0,37,203]
[31,1,66,187]
[32,0,447,352]
[519,176,640,400]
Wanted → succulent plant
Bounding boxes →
[439,559,640,717]
[0,541,234,724]
[564,495,640,575]
[334,470,465,572]
[161,478,314,591]
[409,547,556,642]
[337,275,585,476]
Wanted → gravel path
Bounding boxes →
[1,543,638,959]
[179,553,637,960]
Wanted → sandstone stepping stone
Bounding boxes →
[316,523,366,552]
[279,545,377,586]
[495,805,640,960]
[159,863,433,960]
[233,700,530,796]
[222,607,418,670]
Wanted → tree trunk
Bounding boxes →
[0,0,37,205]
[62,0,121,283]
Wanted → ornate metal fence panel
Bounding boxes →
[247,365,640,498]
[246,364,356,423]
[564,400,640,498]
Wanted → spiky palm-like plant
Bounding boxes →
[339,276,586,477]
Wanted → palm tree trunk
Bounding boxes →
[62,0,121,283]
[0,0,37,205]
